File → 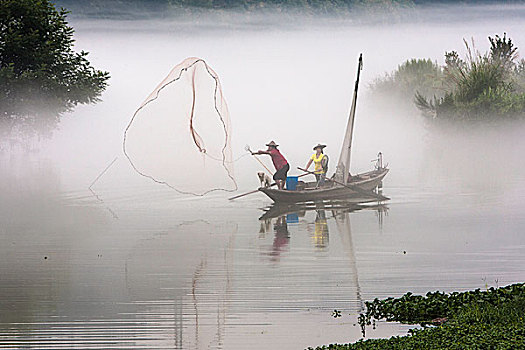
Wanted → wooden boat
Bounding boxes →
[259,167,388,203]
[259,54,389,204]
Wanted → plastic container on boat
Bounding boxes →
[286,176,298,191]
[286,213,299,223]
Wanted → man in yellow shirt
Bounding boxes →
[304,144,328,187]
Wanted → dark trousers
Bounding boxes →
[273,163,290,181]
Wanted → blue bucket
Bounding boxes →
[286,213,299,223]
[286,176,298,191]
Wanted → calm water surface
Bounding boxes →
[1,161,524,349]
[2,6,525,349]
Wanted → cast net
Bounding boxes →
[123,57,237,196]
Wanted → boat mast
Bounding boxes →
[335,54,363,185]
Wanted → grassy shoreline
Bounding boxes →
[309,283,525,349]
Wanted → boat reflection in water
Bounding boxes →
[259,200,387,223]
[314,210,329,249]
[266,215,291,261]
[259,200,388,311]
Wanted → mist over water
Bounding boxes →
[2,3,525,349]
[33,3,525,192]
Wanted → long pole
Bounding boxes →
[228,186,275,200]
[245,145,273,174]
[251,154,273,174]
[228,173,310,201]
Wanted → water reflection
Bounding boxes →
[0,157,239,349]
[7,152,524,349]
[314,210,329,249]
[269,216,290,260]
[123,220,237,349]
[258,201,387,311]
[260,201,387,223]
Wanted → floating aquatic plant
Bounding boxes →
[308,283,525,349]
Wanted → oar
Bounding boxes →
[228,183,277,200]
[297,167,389,201]
[228,172,310,201]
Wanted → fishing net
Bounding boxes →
[123,57,237,196]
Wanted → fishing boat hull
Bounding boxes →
[259,168,389,203]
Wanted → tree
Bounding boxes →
[369,58,443,101]
[0,0,110,138]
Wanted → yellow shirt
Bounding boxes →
[310,153,326,174]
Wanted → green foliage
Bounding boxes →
[311,317,525,349]
[416,34,525,120]
[308,283,525,350]
[374,34,525,120]
[0,0,110,137]
[55,0,415,17]
[514,59,525,93]
[489,33,518,70]
[359,283,525,325]
[370,58,443,101]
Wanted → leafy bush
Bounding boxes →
[373,34,525,120]
[308,283,525,349]
[359,283,525,325]
[369,58,443,101]
[415,34,525,120]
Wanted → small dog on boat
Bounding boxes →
[257,172,272,188]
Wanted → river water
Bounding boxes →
[2,4,525,349]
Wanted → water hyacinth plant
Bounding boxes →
[308,283,525,349]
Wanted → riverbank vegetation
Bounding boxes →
[309,283,525,349]
[0,0,109,139]
[369,58,443,102]
[55,0,415,17]
[370,34,525,121]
